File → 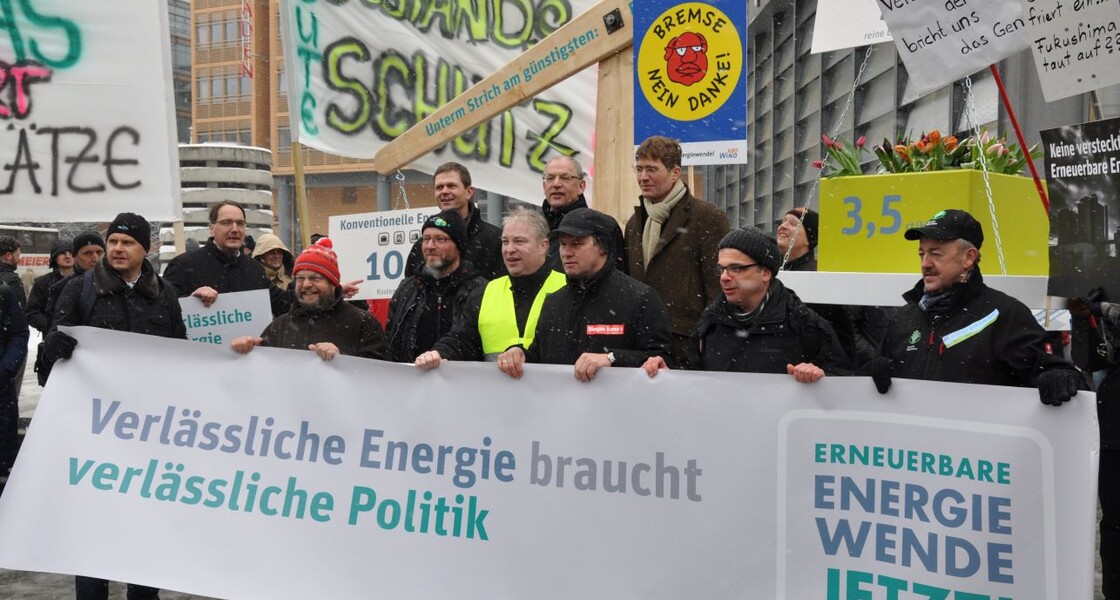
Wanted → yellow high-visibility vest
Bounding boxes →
[478,271,566,357]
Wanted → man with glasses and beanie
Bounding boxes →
[624,135,730,364]
[38,212,185,600]
[163,200,280,315]
[387,210,486,362]
[868,209,1082,405]
[230,238,388,361]
[643,227,849,381]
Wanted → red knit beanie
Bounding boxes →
[293,238,341,287]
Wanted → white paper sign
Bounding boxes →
[0,327,1098,599]
[179,289,272,345]
[279,0,597,204]
[811,0,894,53]
[879,0,1031,98]
[329,208,432,301]
[1023,0,1120,102]
[0,0,181,222]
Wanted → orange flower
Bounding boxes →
[945,136,958,150]
[927,130,941,145]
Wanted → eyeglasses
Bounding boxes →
[714,263,761,276]
[294,273,327,284]
[214,219,246,228]
[542,174,581,183]
[422,235,453,245]
[634,165,665,175]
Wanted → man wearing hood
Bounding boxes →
[231,238,388,361]
[870,209,1082,405]
[24,241,75,334]
[624,136,730,364]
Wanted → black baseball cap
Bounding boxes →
[904,209,984,249]
[548,208,618,240]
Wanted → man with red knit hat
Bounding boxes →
[230,238,388,361]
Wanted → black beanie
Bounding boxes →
[107,212,152,252]
[718,228,782,275]
[422,209,468,253]
[49,241,71,269]
[785,207,819,249]
[72,231,105,255]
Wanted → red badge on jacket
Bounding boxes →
[587,324,625,335]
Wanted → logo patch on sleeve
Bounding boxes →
[587,324,625,335]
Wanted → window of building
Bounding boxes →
[196,14,209,45]
[197,77,210,100]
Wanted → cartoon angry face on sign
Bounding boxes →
[663,32,708,86]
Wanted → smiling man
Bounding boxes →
[643,227,848,381]
[231,238,388,361]
[415,208,566,368]
[872,209,1082,405]
[38,212,185,600]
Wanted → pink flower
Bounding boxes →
[811,159,825,169]
[856,135,867,148]
[821,134,834,148]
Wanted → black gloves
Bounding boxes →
[1037,369,1082,406]
[42,331,78,363]
[863,357,892,394]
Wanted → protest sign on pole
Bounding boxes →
[0,327,1098,599]
[810,0,893,53]
[878,0,1030,100]
[632,1,749,165]
[179,289,272,346]
[1022,0,1120,102]
[329,208,432,301]
[0,1,181,222]
[278,0,598,204]
[1041,116,1120,298]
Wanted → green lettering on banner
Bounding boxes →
[526,98,575,170]
[324,37,372,133]
[0,0,82,68]
[375,51,411,137]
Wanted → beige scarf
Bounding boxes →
[642,179,687,264]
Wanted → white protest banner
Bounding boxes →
[878,0,1030,99]
[0,327,1098,599]
[179,289,271,346]
[1024,0,1120,102]
[0,1,181,222]
[329,208,431,301]
[810,0,893,53]
[279,0,597,203]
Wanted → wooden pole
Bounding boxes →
[592,50,640,224]
[290,141,311,249]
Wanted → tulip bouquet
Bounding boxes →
[814,129,1041,177]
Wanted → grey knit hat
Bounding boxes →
[718,228,782,274]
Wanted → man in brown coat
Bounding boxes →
[624,135,730,361]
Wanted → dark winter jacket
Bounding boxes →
[51,258,187,341]
[24,270,67,333]
[525,263,673,368]
[1,282,28,384]
[261,293,388,360]
[387,267,487,362]
[882,269,1076,386]
[624,187,729,358]
[405,204,506,280]
[163,238,280,314]
[687,279,850,374]
[0,263,24,307]
[542,195,628,274]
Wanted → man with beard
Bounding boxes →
[643,227,849,380]
[540,156,626,273]
[163,200,281,315]
[402,162,504,280]
[387,210,486,362]
[870,209,1081,403]
[230,238,388,361]
[38,213,185,600]
[414,208,567,367]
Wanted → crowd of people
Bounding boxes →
[0,135,1109,598]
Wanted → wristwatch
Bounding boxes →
[607,351,616,365]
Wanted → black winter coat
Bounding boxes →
[525,263,672,367]
[163,239,280,314]
[261,294,389,360]
[0,264,24,307]
[404,204,506,280]
[387,267,486,362]
[541,195,628,274]
[24,270,65,333]
[882,270,1076,386]
[688,279,851,374]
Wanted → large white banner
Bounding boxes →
[879,0,1031,99]
[279,0,597,204]
[0,327,1099,599]
[1023,0,1120,102]
[0,0,181,222]
[810,0,893,53]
